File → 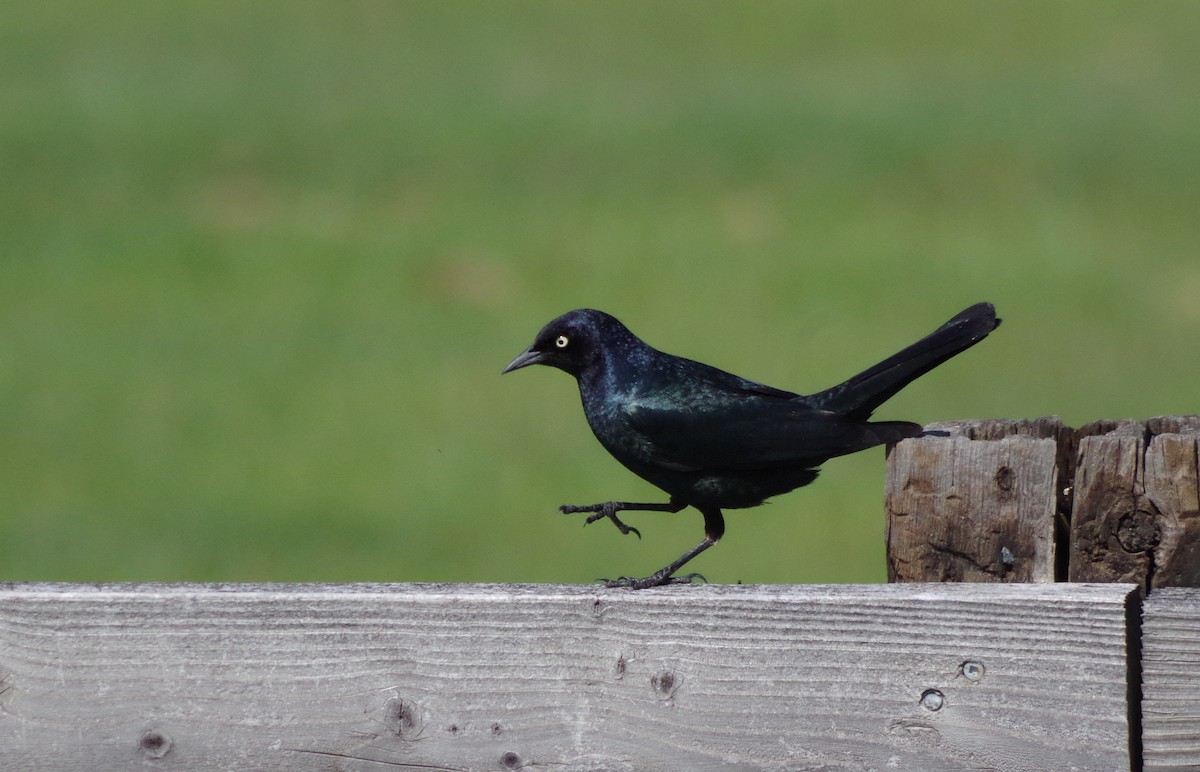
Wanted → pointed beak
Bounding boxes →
[503,346,545,374]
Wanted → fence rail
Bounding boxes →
[0,582,1146,771]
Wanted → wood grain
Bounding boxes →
[885,428,1059,582]
[0,582,1134,771]
[886,416,1200,588]
[1068,418,1200,588]
[1069,432,1152,585]
[1143,433,1200,587]
[1143,587,1200,770]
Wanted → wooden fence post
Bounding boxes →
[886,415,1200,589]
[1069,418,1200,589]
[884,418,1067,582]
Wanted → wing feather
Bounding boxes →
[621,394,889,472]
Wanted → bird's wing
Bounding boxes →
[666,356,801,401]
[621,394,897,472]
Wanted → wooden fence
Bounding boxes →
[885,415,1200,588]
[1,417,1198,771]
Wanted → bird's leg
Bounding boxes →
[603,507,726,590]
[559,499,685,540]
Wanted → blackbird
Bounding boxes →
[504,303,1000,588]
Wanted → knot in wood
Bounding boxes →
[383,697,419,739]
[651,669,680,698]
[994,465,1015,494]
[1116,508,1160,554]
[139,730,173,759]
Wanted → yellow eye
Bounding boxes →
[555,335,569,349]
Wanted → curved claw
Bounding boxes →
[594,517,640,539]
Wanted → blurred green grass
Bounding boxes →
[2,2,1198,584]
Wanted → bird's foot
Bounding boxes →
[599,572,706,590]
[586,511,642,539]
[560,503,641,539]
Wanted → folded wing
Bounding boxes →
[622,395,918,472]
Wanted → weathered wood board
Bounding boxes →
[1143,587,1200,771]
[886,416,1200,589]
[0,583,1135,771]
[1069,418,1200,588]
[885,423,1060,582]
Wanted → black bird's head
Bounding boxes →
[503,309,631,379]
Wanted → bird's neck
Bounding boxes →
[577,342,645,410]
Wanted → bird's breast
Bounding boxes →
[577,385,654,461]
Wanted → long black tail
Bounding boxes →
[811,302,1000,421]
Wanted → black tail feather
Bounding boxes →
[867,420,925,445]
[812,303,1000,421]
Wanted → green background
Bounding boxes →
[3,2,1198,585]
